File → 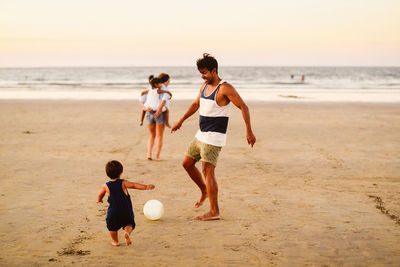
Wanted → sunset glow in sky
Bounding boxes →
[1,0,399,67]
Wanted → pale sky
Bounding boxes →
[1,0,399,67]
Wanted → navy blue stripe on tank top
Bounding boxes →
[200,83,221,100]
[199,116,228,133]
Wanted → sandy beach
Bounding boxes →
[0,99,399,266]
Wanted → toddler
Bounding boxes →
[97,160,155,246]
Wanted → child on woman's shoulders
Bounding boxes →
[139,75,172,126]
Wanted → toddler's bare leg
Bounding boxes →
[140,110,146,126]
[109,231,120,246]
[124,225,133,246]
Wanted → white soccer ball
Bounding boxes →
[143,199,164,220]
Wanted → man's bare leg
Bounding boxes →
[182,156,207,208]
[196,161,220,221]
[124,225,133,246]
[109,231,120,246]
[147,124,156,160]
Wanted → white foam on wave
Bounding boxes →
[1,88,400,103]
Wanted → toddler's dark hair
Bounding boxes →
[149,76,162,88]
[158,73,170,83]
[196,53,218,74]
[105,160,123,179]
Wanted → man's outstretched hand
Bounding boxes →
[171,121,183,133]
[247,131,256,147]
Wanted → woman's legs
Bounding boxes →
[155,123,165,160]
[147,124,156,159]
[165,109,170,128]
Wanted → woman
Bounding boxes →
[157,73,172,128]
[140,76,171,160]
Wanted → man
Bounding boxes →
[171,53,256,221]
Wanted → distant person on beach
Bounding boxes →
[171,53,256,221]
[97,160,155,246]
[157,73,172,128]
[301,75,305,82]
[139,76,172,126]
[139,76,172,160]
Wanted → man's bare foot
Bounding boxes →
[195,193,207,208]
[139,121,143,126]
[111,241,120,246]
[195,212,220,221]
[166,123,171,128]
[124,232,132,246]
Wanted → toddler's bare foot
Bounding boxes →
[155,157,161,161]
[124,232,132,246]
[111,241,120,246]
[195,193,207,208]
[195,212,220,221]
[147,157,152,160]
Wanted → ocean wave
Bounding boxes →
[1,66,399,92]
[12,81,200,87]
[381,83,400,86]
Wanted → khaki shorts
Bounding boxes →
[186,138,222,167]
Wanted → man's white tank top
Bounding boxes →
[195,80,230,147]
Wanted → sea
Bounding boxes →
[0,66,400,102]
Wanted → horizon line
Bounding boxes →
[1,65,400,69]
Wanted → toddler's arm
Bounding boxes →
[157,89,172,98]
[97,184,107,203]
[141,90,149,96]
[124,180,155,190]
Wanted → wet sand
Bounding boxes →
[0,100,399,266]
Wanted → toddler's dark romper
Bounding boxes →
[106,179,136,231]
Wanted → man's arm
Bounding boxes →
[171,87,202,132]
[222,84,256,147]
